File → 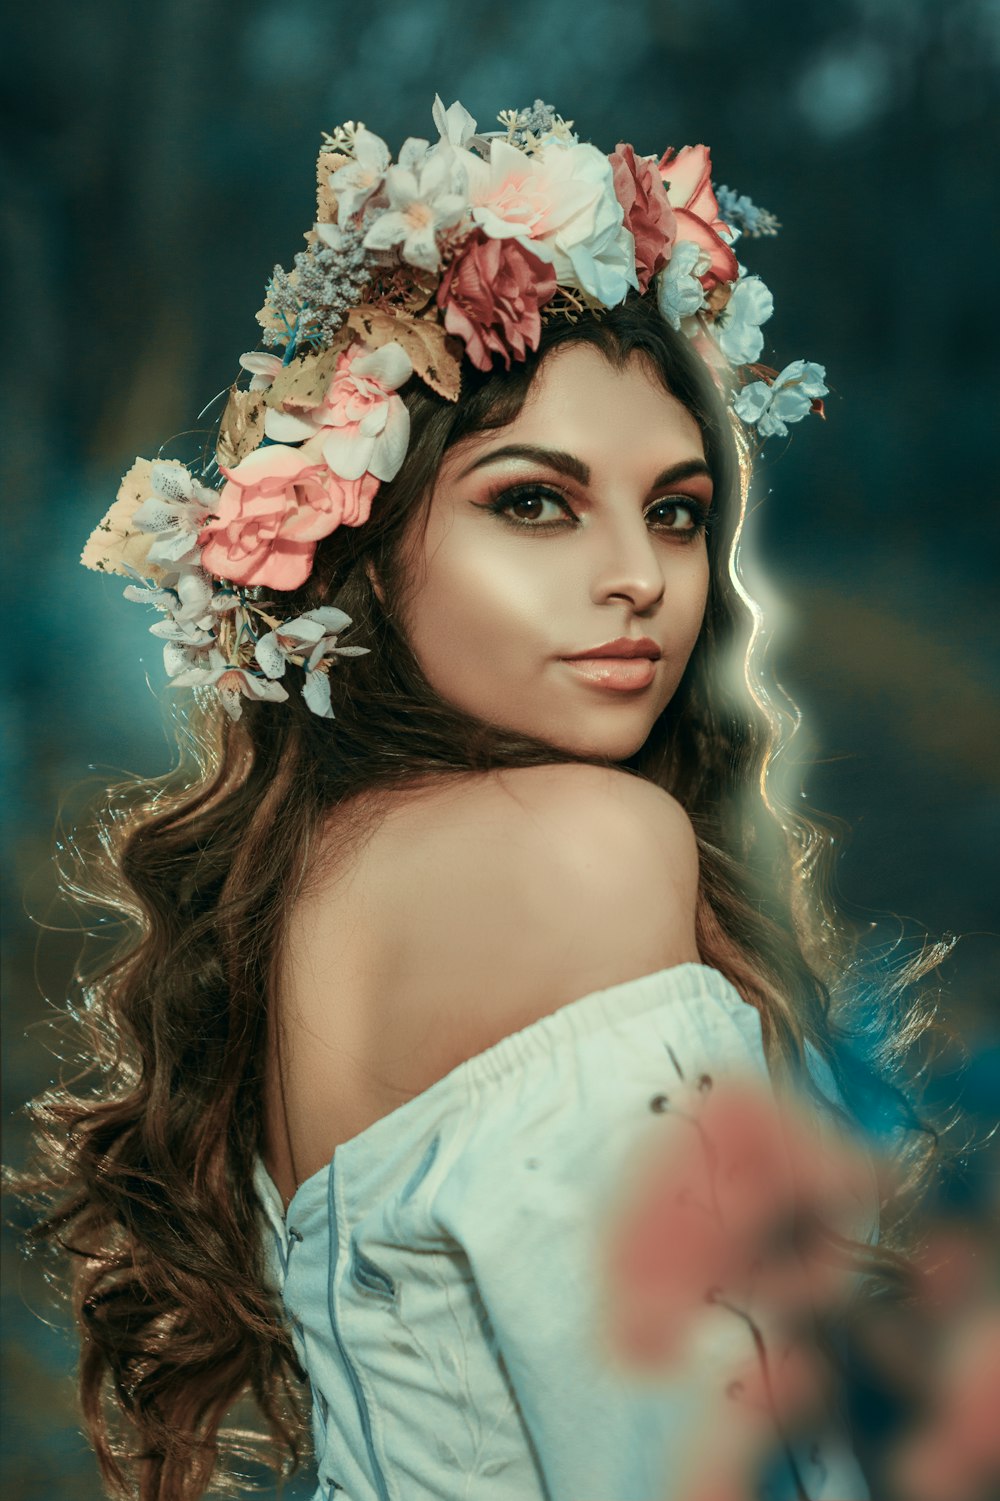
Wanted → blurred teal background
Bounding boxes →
[3,1,998,1496]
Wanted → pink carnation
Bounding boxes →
[436,232,558,371]
[657,143,738,292]
[198,439,378,591]
[609,142,677,294]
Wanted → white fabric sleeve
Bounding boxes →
[427,963,870,1501]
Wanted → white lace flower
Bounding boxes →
[733,360,828,439]
[329,128,392,222]
[254,606,368,718]
[361,141,468,273]
[131,462,218,570]
[121,563,214,628]
[253,606,351,678]
[656,240,710,330]
[712,273,774,365]
[121,569,178,612]
[164,569,215,626]
[169,657,290,721]
[149,616,215,649]
[163,636,218,677]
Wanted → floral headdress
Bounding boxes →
[82,96,828,723]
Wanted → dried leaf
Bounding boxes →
[80,457,176,579]
[316,149,348,225]
[255,298,287,338]
[264,342,346,413]
[216,385,267,470]
[398,269,438,315]
[347,306,461,402]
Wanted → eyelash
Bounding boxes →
[482,483,713,541]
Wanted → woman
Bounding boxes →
[18,98,939,1501]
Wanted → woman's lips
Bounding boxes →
[561,657,657,690]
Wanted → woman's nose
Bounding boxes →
[589,517,666,613]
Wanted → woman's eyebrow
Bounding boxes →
[455,443,712,490]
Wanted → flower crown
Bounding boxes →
[82,96,828,724]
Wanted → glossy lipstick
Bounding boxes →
[560,636,660,691]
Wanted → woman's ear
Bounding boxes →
[364,558,386,606]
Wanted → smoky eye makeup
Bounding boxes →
[478,480,714,540]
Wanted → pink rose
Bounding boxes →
[657,144,739,291]
[609,142,677,294]
[264,341,412,484]
[436,232,558,371]
[198,439,378,591]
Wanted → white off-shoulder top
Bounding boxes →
[254,962,873,1501]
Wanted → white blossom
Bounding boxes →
[121,571,177,612]
[302,669,334,718]
[162,637,215,679]
[329,128,392,221]
[431,94,484,152]
[656,241,710,330]
[361,141,468,273]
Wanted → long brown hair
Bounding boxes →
[12,295,949,1499]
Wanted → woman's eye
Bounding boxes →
[485,486,573,528]
[645,498,704,533]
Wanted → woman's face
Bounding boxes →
[396,343,714,760]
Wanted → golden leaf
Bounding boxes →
[316,149,348,225]
[263,341,346,413]
[80,457,187,580]
[216,385,267,470]
[346,307,462,402]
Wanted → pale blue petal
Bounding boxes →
[303,670,334,718]
[254,630,287,679]
[303,606,353,633]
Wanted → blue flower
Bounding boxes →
[715,185,781,240]
[733,360,828,440]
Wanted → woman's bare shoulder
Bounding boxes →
[363,764,701,1043]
